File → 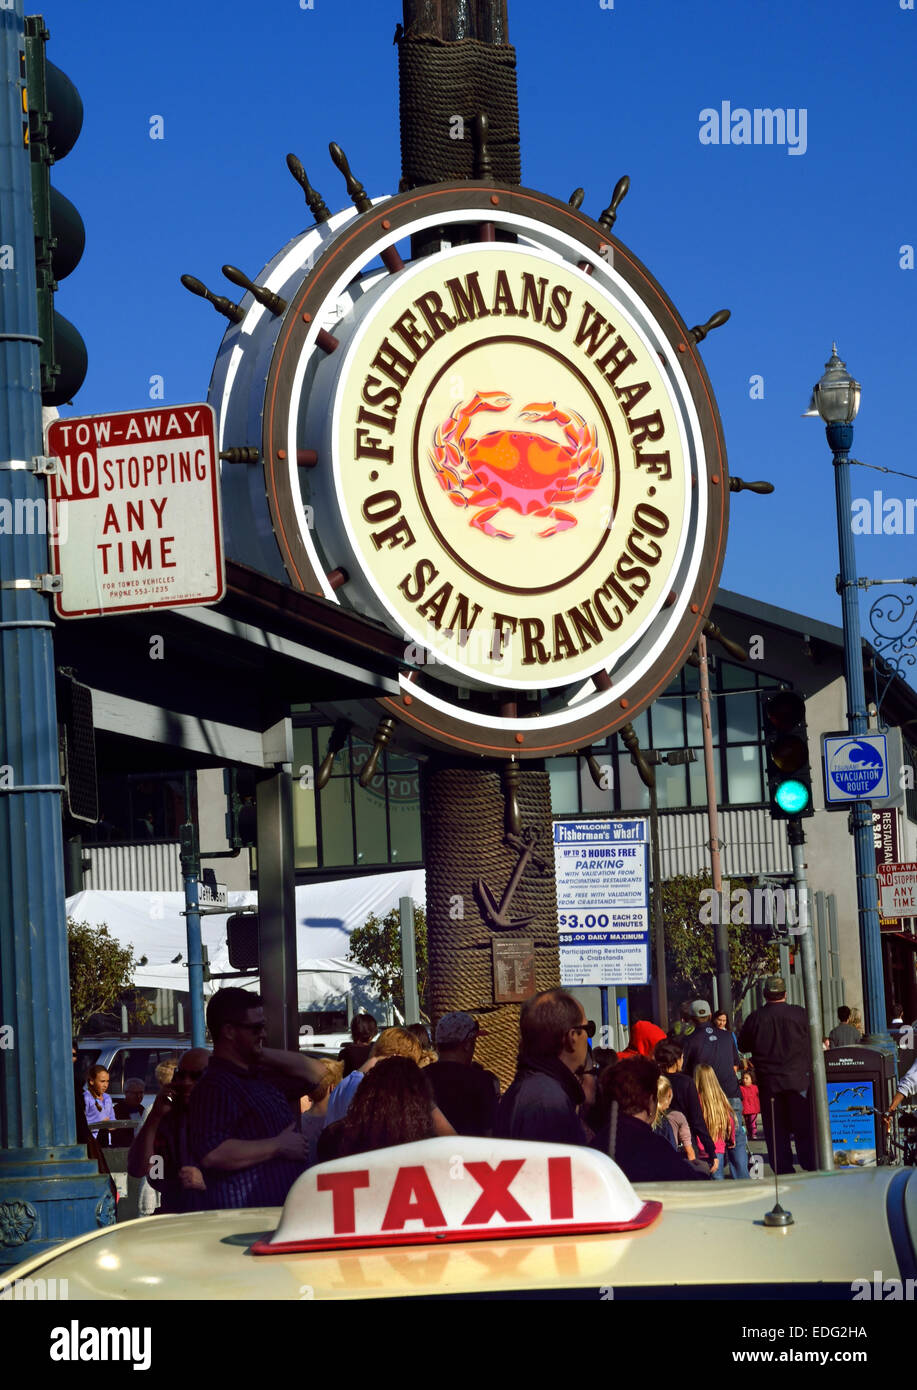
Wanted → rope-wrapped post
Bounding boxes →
[399,2,545,1092]
[424,762,561,1090]
[397,6,521,191]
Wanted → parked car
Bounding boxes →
[299,1031,352,1061]
[76,1037,192,1110]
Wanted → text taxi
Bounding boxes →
[1,1138,914,1300]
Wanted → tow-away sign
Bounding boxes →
[47,404,224,618]
[877,862,917,917]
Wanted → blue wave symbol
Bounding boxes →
[842,740,883,767]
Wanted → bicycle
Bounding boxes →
[846,1105,917,1167]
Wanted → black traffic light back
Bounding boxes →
[761,688,814,820]
[23,17,87,405]
[227,913,260,971]
[224,767,258,848]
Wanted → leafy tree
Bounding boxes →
[661,873,779,1016]
[347,903,428,1019]
[67,918,153,1036]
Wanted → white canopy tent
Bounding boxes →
[66,868,425,1014]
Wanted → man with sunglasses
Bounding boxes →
[496,989,594,1145]
[188,988,328,1210]
[128,1048,210,1214]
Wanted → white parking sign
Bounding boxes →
[554,818,650,986]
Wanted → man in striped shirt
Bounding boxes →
[188,988,328,1209]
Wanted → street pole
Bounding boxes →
[620,723,666,1027]
[828,422,888,1044]
[647,774,668,1030]
[400,896,420,1025]
[807,348,890,1045]
[0,1,110,1266]
[179,804,206,1050]
[787,821,833,1170]
[698,633,732,1018]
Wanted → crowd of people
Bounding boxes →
[74,978,908,1217]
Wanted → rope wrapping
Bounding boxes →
[398,34,522,188]
[424,765,560,1089]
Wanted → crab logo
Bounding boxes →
[429,390,604,539]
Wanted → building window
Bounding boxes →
[292,721,423,874]
[85,771,194,843]
[548,659,775,815]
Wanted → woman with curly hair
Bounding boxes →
[695,1063,736,1181]
[318,1057,451,1162]
[324,1025,424,1126]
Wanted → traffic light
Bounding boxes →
[224,767,258,848]
[23,17,87,405]
[227,913,260,971]
[761,689,814,820]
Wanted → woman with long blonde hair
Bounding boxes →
[694,1063,735,1180]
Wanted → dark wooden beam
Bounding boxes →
[402,0,509,40]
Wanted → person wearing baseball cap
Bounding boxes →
[425,1012,500,1136]
[738,976,815,1174]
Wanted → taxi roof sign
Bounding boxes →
[253,1137,661,1255]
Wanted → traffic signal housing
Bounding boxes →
[23,16,87,405]
[224,767,258,848]
[227,913,260,971]
[761,689,814,820]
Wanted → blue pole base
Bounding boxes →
[0,1150,114,1273]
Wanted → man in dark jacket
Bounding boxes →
[654,1038,717,1171]
[738,976,814,1174]
[496,989,590,1145]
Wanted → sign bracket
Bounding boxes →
[0,574,62,592]
[0,454,57,473]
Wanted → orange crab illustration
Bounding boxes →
[429,390,604,538]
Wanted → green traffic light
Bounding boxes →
[775,779,810,815]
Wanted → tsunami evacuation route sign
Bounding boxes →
[822,732,890,808]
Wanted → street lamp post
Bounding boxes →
[807,346,889,1043]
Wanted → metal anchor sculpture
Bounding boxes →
[473,826,549,930]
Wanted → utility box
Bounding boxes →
[823,1044,898,1166]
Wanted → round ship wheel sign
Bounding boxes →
[213,181,730,757]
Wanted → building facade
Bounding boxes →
[73,586,917,1033]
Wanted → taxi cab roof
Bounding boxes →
[2,1138,914,1301]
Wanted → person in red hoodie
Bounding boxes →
[618,1018,667,1060]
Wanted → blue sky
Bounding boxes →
[33,0,917,682]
